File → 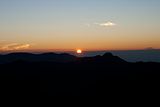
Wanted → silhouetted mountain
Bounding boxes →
[0,52,77,64]
[0,52,160,97]
[76,52,126,64]
[0,52,126,64]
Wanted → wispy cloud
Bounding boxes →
[0,43,30,51]
[84,21,117,28]
[95,21,116,27]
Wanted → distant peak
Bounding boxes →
[102,52,114,57]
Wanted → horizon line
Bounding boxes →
[0,48,160,54]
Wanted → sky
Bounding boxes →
[0,0,160,52]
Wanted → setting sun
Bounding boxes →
[77,49,82,54]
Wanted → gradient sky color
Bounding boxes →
[0,0,160,52]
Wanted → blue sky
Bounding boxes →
[0,0,160,51]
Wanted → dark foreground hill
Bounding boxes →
[0,52,160,96]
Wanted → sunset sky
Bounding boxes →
[0,0,160,52]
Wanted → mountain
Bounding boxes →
[0,52,126,64]
[0,52,160,96]
[0,52,77,64]
[76,52,127,64]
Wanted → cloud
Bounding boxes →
[95,21,116,27]
[0,43,30,51]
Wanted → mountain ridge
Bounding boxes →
[0,52,160,96]
[0,52,126,64]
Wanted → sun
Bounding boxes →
[76,49,82,54]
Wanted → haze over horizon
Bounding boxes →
[0,0,160,52]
